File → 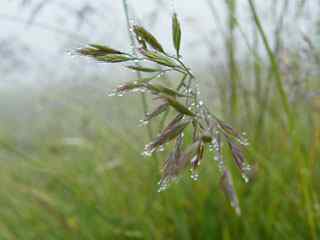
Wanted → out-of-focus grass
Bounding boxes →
[0,80,319,239]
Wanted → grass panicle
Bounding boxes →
[77,12,251,215]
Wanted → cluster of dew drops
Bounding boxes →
[105,71,251,192]
[210,130,251,183]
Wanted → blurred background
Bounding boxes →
[0,0,319,239]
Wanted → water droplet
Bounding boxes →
[158,145,165,152]
[66,49,77,57]
[129,19,136,33]
[242,164,252,171]
[234,206,241,216]
[107,92,116,97]
[142,150,152,157]
[158,178,169,192]
[139,119,149,126]
[241,173,249,183]
[142,143,156,157]
[208,143,214,152]
[218,162,225,172]
[135,88,146,93]
[158,184,168,192]
[190,169,199,181]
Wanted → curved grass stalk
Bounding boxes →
[248,0,293,130]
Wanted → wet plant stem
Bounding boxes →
[122,0,154,140]
[248,0,293,131]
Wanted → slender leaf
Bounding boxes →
[133,25,165,53]
[220,170,241,215]
[96,54,133,63]
[88,44,124,54]
[172,13,182,56]
[77,44,124,57]
[126,65,161,72]
[228,141,245,172]
[162,95,195,116]
[146,119,191,152]
[144,103,169,121]
[140,50,179,68]
[146,84,186,97]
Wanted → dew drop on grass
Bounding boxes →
[129,19,135,32]
[141,150,152,157]
[132,88,146,94]
[158,145,165,152]
[158,183,169,192]
[139,119,149,126]
[158,178,170,192]
[66,49,77,57]
[142,143,156,157]
[208,143,214,152]
[142,149,153,157]
[218,162,225,173]
[238,137,250,146]
[212,136,225,173]
[241,174,249,183]
[190,169,199,181]
[241,164,252,183]
[128,18,139,55]
[214,155,225,173]
[234,205,241,216]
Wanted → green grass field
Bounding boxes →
[0,76,319,239]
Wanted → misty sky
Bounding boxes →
[0,0,319,86]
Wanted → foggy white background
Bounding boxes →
[0,0,319,87]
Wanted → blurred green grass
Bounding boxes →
[0,80,319,239]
